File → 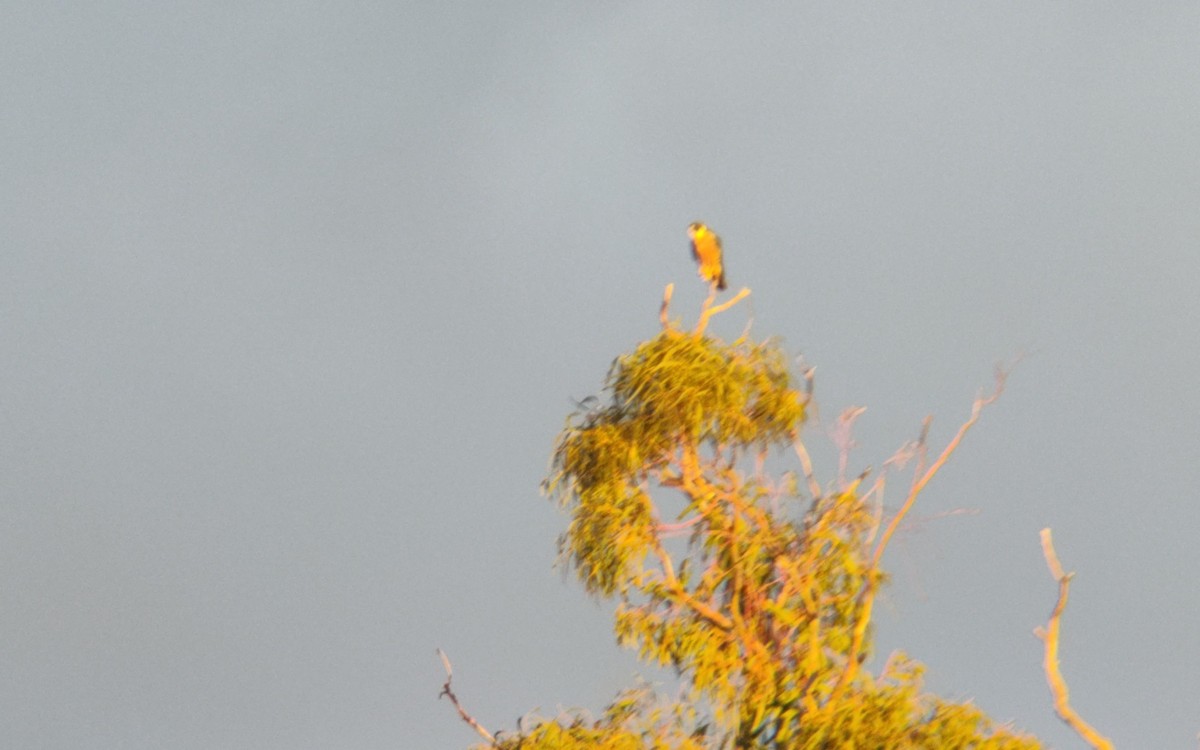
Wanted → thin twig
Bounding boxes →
[798,360,816,410]
[828,367,1009,708]
[878,370,1007,570]
[437,649,496,746]
[911,417,932,495]
[792,365,824,502]
[832,406,867,486]
[1036,529,1113,750]
[862,474,887,547]
[739,309,755,341]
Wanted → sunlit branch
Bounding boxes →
[654,514,704,536]
[716,474,773,532]
[647,449,735,632]
[862,474,887,547]
[1036,529,1113,750]
[876,367,1007,570]
[739,307,756,341]
[652,559,734,632]
[827,366,1009,709]
[792,438,824,503]
[694,287,751,337]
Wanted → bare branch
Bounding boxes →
[798,360,816,410]
[862,474,887,547]
[828,366,1009,709]
[1036,529,1113,750]
[832,406,867,486]
[878,368,1007,570]
[911,416,932,494]
[437,649,496,746]
[659,283,675,330]
[694,287,751,337]
[739,308,756,341]
[1040,527,1066,580]
[791,364,825,503]
[791,438,824,496]
[655,514,705,536]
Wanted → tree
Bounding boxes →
[443,286,1050,749]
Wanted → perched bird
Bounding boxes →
[687,221,727,291]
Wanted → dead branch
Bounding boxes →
[827,366,1009,709]
[659,283,674,330]
[739,306,756,341]
[862,474,887,547]
[1036,529,1113,750]
[876,367,1008,570]
[832,406,867,486]
[437,649,496,746]
[694,287,751,337]
[791,364,825,503]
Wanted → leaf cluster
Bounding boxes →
[545,331,804,596]
[506,330,1043,749]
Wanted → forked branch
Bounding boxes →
[1036,529,1113,750]
[874,366,1008,569]
[694,287,751,337]
[659,283,675,330]
[828,365,1009,707]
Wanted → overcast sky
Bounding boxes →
[3,3,1199,748]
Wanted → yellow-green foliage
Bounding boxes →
[607,330,805,448]
[546,331,805,596]
[484,688,711,750]
[505,331,1043,749]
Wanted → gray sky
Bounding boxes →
[3,3,1198,748]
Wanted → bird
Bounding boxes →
[687,221,727,291]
